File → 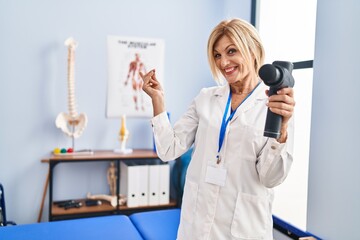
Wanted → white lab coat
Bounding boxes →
[151,82,294,240]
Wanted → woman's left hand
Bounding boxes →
[266,87,295,142]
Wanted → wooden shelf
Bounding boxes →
[45,150,176,221]
[52,199,177,216]
[119,199,177,211]
[52,200,115,216]
[42,149,159,163]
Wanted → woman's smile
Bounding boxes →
[224,66,238,76]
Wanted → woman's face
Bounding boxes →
[213,35,252,84]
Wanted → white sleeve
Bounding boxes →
[256,118,294,188]
[151,100,199,161]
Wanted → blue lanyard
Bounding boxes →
[216,82,261,163]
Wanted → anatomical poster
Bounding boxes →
[106,36,165,118]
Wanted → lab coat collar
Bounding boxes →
[213,81,267,121]
[213,84,230,114]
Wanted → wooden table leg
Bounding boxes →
[37,171,49,223]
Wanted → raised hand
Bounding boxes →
[140,69,165,116]
[140,69,163,98]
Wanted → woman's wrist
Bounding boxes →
[152,94,165,116]
[277,124,288,143]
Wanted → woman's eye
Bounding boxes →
[228,48,237,55]
[214,53,221,59]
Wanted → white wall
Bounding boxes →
[0,0,251,224]
[224,0,251,20]
[308,0,360,239]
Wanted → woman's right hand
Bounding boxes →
[140,69,165,116]
[140,69,164,99]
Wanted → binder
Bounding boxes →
[120,159,169,207]
[158,163,170,205]
[136,163,149,206]
[120,161,139,207]
[148,162,160,206]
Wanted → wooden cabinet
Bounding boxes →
[42,150,176,221]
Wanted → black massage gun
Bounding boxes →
[259,61,295,139]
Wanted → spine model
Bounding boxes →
[67,38,78,119]
[55,37,88,138]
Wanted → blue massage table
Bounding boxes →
[0,209,181,240]
[0,208,322,240]
[0,215,144,240]
[130,209,181,240]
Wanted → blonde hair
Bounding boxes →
[207,18,265,84]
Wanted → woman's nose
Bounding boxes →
[220,56,230,68]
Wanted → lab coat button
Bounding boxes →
[271,145,276,150]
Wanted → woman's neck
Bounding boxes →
[230,75,258,95]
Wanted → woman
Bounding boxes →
[141,18,295,240]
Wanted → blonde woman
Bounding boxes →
[141,18,295,240]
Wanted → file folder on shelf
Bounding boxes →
[148,162,160,206]
[148,159,170,205]
[137,163,149,206]
[120,159,170,208]
[159,163,170,205]
[120,161,149,208]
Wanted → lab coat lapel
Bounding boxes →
[214,84,230,114]
[231,82,267,122]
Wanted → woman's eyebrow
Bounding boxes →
[214,44,236,53]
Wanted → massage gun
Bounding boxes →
[259,61,295,139]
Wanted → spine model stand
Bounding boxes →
[55,37,88,147]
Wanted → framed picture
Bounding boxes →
[106,36,165,118]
